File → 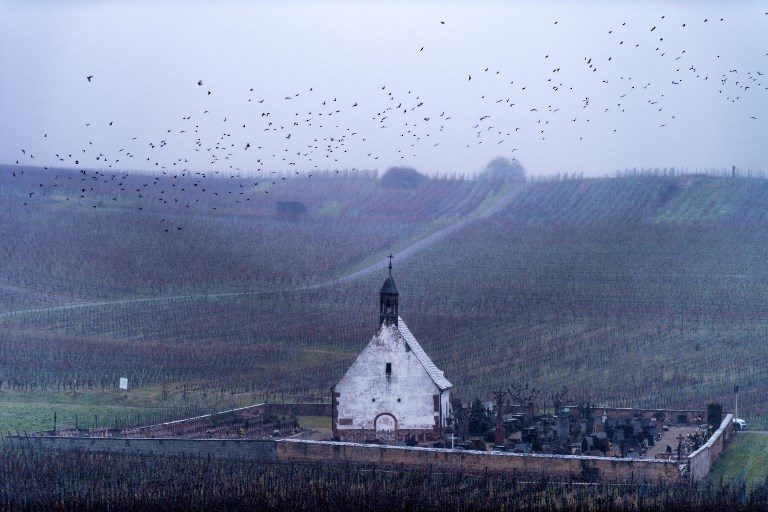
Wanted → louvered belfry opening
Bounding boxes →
[379,256,399,326]
[379,281,399,326]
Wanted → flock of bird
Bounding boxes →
[5,11,767,233]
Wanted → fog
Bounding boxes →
[0,0,766,177]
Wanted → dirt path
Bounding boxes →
[644,426,697,459]
[307,182,524,288]
[0,183,524,319]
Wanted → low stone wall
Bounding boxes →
[7,435,276,461]
[5,435,682,482]
[124,402,330,435]
[596,407,705,424]
[276,440,684,483]
[129,403,266,434]
[9,415,735,484]
[506,405,706,425]
[688,414,734,482]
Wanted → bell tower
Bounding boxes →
[379,254,399,326]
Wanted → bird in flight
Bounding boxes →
[86,75,93,82]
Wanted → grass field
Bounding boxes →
[0,385,265,434]
[297,415,332,429]
[0,402,150,434]
[706,433,768,489]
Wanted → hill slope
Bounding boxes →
[0,165,497,309]
[3,172,768,432]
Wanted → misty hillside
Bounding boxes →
[0,166,499,308]
[3,169,768,424]
[500,175,768,226]
[2,169,767,310]
[3,168,768,305]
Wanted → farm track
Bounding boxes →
[0,184,524,319]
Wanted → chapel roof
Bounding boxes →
[397,317,453,391]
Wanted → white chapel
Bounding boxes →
[332,260,453,442]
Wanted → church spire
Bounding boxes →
[379,254,399,326]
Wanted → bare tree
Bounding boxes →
[552,385,569,412]
[508,382,540,407]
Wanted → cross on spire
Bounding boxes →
[388,254,393,276]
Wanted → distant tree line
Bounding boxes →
[615,166,768,179]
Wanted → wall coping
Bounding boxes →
[278,439,681,465]
[688,414,733,459]
[130,403,266,431]
[557,406,706,414]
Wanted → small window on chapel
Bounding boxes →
[385,363,392,375]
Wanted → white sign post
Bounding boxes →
[119,377,128,390]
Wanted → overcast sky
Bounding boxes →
[1,0,766,177]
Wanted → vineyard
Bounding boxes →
[4,171,768,434]
[0,165,496,309]
[2,446,768,512]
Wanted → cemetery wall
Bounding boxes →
[6,436,681,483]
[507,405,706,424]
[276,439,684,482]
[129,403,266,435]
[7,414,735,484]
[688,414,734,482]
[6,435,276,461]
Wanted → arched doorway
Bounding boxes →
[375,413,397,432]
